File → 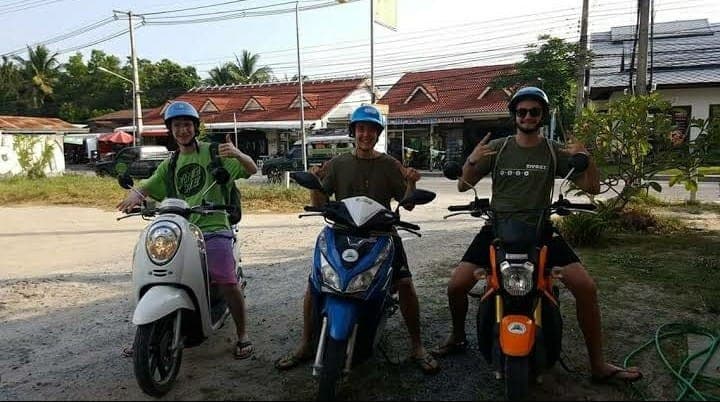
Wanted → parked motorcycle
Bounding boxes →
[441,155,595,400]
[290,171,436,401]
[430,148,446,171]
[117,170,245,397]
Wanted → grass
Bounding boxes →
[578,231,720,313]
[0,174,310,212]
[658,166,720,176]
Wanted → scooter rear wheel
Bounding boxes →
[133,313,183,397]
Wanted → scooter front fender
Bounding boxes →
[133,286,195,326]
[325,296,358,341]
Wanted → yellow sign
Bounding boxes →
[373,0,397,31]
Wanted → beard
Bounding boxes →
[517,121,542,134]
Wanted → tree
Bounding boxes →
[13,45,60,110]
[493,36,580,138]
[234,50,273,84]
[0,56,22,114]
[574,93,720,211]
[134,58,201,107]
[206,62,239,86]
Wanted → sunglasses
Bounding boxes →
[515,108,542,118]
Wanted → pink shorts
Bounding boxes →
[203,231,238,285]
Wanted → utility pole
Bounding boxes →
[575,0,589,118]
[295,1,307,171]
[636,0,650,95]
[115,10,144,146]
[370,0,375,103]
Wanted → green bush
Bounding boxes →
[555,211,610,247]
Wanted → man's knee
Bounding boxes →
[560,263,597,296]
[448,263,479,296]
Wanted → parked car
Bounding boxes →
[261,130,354,183]
[94,145,171,179]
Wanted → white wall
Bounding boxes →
[0,133,65,177]
[609,87,720,140]
[325,87,373,123]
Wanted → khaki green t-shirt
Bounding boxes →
[321,152,406,209]
[474,136,573,225]
[140,142,248,233]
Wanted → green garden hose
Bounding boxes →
[622,323,720,401]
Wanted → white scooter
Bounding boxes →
[117,171,244,397]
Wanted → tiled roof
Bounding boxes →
[143,77,367,125]
[377,65,515,118]
[590,19,720,93]
[0,116,85,132]
[88,109,133,121]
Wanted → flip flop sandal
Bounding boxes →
[591,367,643,384]
[234,340,254,360]
[274,351,313,370]
[430,339,467,357]
[413,353,441,375]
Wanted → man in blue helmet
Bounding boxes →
[274,104,440,374]
[117,101,259,359]
[432,87,643,383]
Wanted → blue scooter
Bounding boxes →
[290,172,435,401]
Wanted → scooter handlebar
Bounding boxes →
[447,203,474,212]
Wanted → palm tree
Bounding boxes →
[234,50,273,84]
[13,45,59,109]
[205,62,240,86]
[0,56,22,113]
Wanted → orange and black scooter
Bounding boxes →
[442,154,596,400]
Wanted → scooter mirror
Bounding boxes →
[211,167,231,185]
[443,161,463,180]
[290,171,324,192]
[399,189,436,208]
[118,174,134,189]
[569,153,590,173]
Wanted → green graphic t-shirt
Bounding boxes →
[474,136,573,225]
[140,142,248,233]
[321,152,406,209]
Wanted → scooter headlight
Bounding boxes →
[346,264,380,293]
[500,261,534,296]
[320,254,341,291]
[146,221,182,265]
[345,241,392,293]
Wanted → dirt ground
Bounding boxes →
[0,202,718,401]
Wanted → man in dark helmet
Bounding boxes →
[432,87,642,383]
[117,101,258,359]
[274,105,440,375]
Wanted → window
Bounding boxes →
[709,104,720,123]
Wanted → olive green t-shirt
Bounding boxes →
[140,142,248,233]
[474,136,573,225]
[321,152,406,209]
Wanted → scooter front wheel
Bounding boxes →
[505,355,530,400]
[133,313,183,397]
[318,337,347,401]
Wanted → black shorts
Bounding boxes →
[462,225,580,268]
[391,235,412,282]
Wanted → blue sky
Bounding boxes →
[2,0,720,85]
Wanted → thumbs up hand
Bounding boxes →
[219,134,242,158]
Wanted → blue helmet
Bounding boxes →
[508,86,550,120]
[164,101,200,127]
[349,104,385,137]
